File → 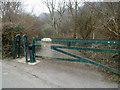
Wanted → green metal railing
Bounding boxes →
[22,35,36,63]
[13,35,120,74]
[32,38,120,44]
[32,38,120,74]
[22,35,31,63]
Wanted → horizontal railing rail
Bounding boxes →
[32,38,120,44]
[14,35,119,74]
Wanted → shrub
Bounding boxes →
[2,22,24,57]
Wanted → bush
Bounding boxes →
[2,22,24,57]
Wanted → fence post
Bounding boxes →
[67,42,71,47]
[32,37,36,56]
[22,35,29,63]
[29,44,36,63]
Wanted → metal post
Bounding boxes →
[32,37,36,56]
[29,44,36,63]
[67,42,71,47]
[22,35,29,63]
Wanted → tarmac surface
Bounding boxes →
[1,58,118,88]
[1,43,119,88]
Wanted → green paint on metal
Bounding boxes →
[35,55,88,63]
[67,42,71,47]
[32,38,120,44]
[32,37,36,55]
[34,44,41,47]
[22,35,29,63]
[52,39,120,44]
[29,44,36,63]
[32,38,42,42]
[52,45,120,53]
[51,47,120,74]
[31,38,120,74]
[13,35,119,74]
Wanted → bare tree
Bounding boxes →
[66,0,78,38]
[42,0,58,35]
[42,0,68,37]
[85,2,120,40]
[0,0,23,23]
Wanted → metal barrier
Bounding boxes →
[31,38,120,74]
[22,35,30,63]
[12,35,120,74]
[21,34,36,63]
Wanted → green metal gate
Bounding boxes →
[13,34,120,74]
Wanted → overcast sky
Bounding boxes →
[23,0,105,16]
[24,0,49,15]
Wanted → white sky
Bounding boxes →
[23,0,104,15]
[3,0,119,15]
[23,0,49,15]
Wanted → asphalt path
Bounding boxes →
[1,43,119,88]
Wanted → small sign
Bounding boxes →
[41,38,52,42]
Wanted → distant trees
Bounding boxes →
[43,0,67,37]
[0,0,44,37]
[67,0,78,38]
[0,1,22,23]
[84,2,119,40]
[1,1,118,40]
[43,0,58,36]
[1,1,119,57]
[42,1,119,40]
[42,0,76,38]
[1,0,43,57]
[102,2,119,40]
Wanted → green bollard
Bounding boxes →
[32,38,36,56]
[29,44,36,63]
[67,42,71,47]
[22,35,29,63]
